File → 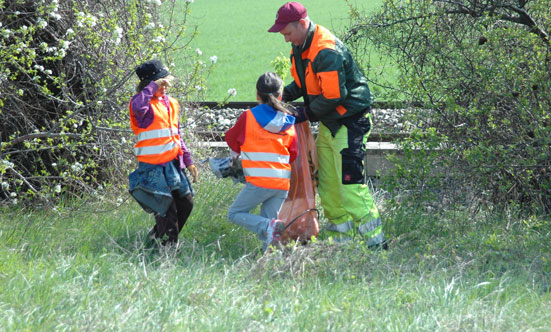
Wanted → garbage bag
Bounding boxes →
[278,122,320,243]
[208,157,245,184]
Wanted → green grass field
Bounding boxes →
[178,0,384,101]
[1,171,550,330]
[2,1,551,330]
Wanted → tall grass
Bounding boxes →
[1,170,550,331]
[176,0,384,101]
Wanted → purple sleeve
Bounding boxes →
[130,81,158,128]
[179,124,194,168]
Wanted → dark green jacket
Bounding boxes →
[283,22,373,136]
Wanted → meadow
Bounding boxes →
[181,0,384,101]
[1,171,550,331]
[1,1,551,330]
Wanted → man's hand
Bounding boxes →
[187,164,198,183]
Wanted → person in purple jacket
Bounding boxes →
[128,59,198,246]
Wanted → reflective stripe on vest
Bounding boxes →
[242,151,290,164]
[243,167,291,179]
[137,128,179,142]
[135,140,180,157]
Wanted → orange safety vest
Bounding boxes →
[129,96,182,164]
[240,109,296,191]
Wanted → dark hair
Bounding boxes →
[256,72,293,115]
[136,80,150,93]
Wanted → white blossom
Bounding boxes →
[1,182,9,190]
[185,0,194,2]
[227,88,237,97]
[37,19,48,29]
[54,185,61,193]
[151,0,162,5]
[195,48,202,55]
[88,14,97,27]
[209,55,218,64]
[10,192,17,198]
[59,40,71,50]
[52,163,57,167]
[71,162,83,173]
[113,27,123,45]
[56,49,66,58]
[50,12,62,20]
[1,159,14,168]
[152,36,166,43]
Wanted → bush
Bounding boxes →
[345,0,551,213]
[0,0,209,207]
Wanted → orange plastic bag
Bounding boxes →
[278,122,319,243]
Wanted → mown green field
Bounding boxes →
[1,171,550,331]
[179,0,384,101]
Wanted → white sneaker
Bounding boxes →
[265,218,285,247]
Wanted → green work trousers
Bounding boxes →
[316,115,385,246]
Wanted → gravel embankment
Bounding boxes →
[187,106,414,135]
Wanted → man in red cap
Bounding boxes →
[268,2,387,249]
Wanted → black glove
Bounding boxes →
[294,106,309,124]
[294,106,319,123]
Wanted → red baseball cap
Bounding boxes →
[268,2,308,33]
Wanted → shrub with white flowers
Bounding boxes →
[0,0,207,207]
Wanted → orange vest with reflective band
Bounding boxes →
[240,109,296,191]
[129,96,182,165]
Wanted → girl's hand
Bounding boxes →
[155,75,174,88]
[187,164,198,183]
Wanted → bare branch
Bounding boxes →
[7,132,82,146]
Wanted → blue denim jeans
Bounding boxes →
[129,160,193,216]
[227,182,288,244]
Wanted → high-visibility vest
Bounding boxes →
[129,96,182,164]
[240,109,296,191]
